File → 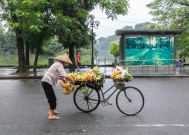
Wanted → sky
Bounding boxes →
[90,0,154,39]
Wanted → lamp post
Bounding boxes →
[86,15,100,68]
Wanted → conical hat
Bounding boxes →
[55,54,73,64]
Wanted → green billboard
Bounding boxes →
[125,37,174,65]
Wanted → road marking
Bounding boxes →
[135,124,188,127]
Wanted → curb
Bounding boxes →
[0,76,43,80]
[1,75,189,80]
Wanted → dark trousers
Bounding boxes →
[77,62,81,66]
[41,82,57,110]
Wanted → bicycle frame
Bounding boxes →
[99,85,119,104]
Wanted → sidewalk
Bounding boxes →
[1,66,189,79]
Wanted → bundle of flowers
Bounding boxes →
[60,66,105,95]
[110,66,133,82]
[60,81,74,95]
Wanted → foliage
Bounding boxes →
[109,40,119,58]
[0,26,16,53]
[95,35,119,58]
[0,0,48,32]
[176,30,189,56]
[98,0,129,19]
[135,22,154,30]
[0,0,50,72]
[0,26,6,52]
[42,36,63,55]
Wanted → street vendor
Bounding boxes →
[41,53,73,120]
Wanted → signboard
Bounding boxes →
[125,37,174,65]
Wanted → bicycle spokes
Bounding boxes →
[74,85,100,112]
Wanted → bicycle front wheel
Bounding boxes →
[73,84,100,113]
[116,86,144,116]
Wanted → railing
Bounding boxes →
[95,58,189,76]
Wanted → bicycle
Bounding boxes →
[73,79,144,116]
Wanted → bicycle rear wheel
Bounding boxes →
[116,86,144,116]
[73,84,100,113]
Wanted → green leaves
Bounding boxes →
[99,0,129,19]
[22,0,33,5]
[10,22,20,30]
[109,40,119,58]
[30,25,42,32]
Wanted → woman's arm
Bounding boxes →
[59,76,75,84]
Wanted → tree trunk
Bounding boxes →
[26,41,30,67]
[33,42,41,73]
[33,50,39,73]
[15,30,27,73]
[69,46,76,72]
[33,34,43,73]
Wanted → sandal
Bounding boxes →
[48,115,60,120]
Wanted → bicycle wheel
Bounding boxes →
[116,86,144,116]
[73,84,100,113]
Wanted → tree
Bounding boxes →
[0,0,49,73]
[109,40,119,65]
[0,25,16,54]
[42,36,64,55]
[147,0,189,57]
[0,26,6,53]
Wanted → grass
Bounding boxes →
[0,54,92,67]
[0,54,49,67]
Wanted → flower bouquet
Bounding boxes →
[110,66,133,89]
[60,66,105,95]
[60,81,74,95]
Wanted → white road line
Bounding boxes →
[134,124,188,127]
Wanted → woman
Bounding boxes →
[41,53,73,120]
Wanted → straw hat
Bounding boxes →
[55,54,73,64]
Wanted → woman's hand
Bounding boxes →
[59,76,67,82]
[68,78,75,84]
[59,76,74,84]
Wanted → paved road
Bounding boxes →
[0,78,189,135]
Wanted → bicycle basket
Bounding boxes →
[114,80,125,89]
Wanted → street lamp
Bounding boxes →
[85,15,100,68]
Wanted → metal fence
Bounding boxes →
[95,58,189,76]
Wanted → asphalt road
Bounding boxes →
[0,78,189,135]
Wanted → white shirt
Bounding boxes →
[41,61,67,88]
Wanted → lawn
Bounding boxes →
[0,54,92,67]
[0,54,49,67]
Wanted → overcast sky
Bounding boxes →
[90,0,154,39]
